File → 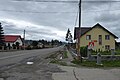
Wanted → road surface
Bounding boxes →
[0,46,63,67]
[0,46,64,80]
[0,46,120,80]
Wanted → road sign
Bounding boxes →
[88,42,94,49]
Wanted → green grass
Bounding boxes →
[92,52,120,55]
[92,52,111,55]
[63,51,68,58]
[115,50,120,55]
[50,59,67,66]
[102,60,120,67]
[71,59,120,68]
[91,49,120,55]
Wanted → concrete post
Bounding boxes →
[111,49,115,60]
[87,49,92,61]
[111,49,115,56]
[7,47,9,50]
[2,46,4,50]
[96,53,102,65]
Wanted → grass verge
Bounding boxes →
[63,51,68,58]
[50,59,67,66]
[71,59,120,68]
[45,50,68,66]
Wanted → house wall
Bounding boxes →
[6,42,14,47]
[80,26,115,51]
[6,37,23,47]
[14,37,23,46]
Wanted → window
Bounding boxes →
[86,35,91,40]
[99,35,102,45]
[105,35,110,40]
[105,45,110,50]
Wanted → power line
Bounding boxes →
[0,9,76,13]
[84,9,120,13]
[82,0,120,3]
[13,0,120,3]
[13,0,78,3]
[1,9,120,14]
[74,11,79,27]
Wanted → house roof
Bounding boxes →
[74,23,118,40]
[4,35,22,42]
[74,27,91,40]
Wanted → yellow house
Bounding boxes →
[74,23,118,51]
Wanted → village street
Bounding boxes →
[0,46,65,80]
[0,46,64,68]
[0,46,119,80]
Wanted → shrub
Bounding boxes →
[26,45,32,50]
[80,46,87,57]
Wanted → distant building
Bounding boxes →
[74,23,118,51]
[4,35,23,48]
[37,42,44,48]
[25,40,33,46]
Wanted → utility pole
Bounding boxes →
[23,29,25,50]
[77,0,82,62]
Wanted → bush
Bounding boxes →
[80,46,87,57]
[92,50,111,55]
[26,45,32,50]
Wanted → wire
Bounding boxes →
[0,9,77,13]
[13,0,120,3]
[74,11,79,27]
[13,0,78,3]
[82,0,120,3]
[83,9,120,13]
[1,9,120,14]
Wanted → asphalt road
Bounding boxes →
[0,46,63,67]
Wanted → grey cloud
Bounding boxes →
[2,22,24,34]
[1,0,120,41]
[82,0,118,12]
[94,13,120,23]
[111,29,120,38]
[0,0,78,31]
[1,20,58,39]
[26,29,57,36]
[93,13,120,38]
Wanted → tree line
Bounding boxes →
[30,39,63,47]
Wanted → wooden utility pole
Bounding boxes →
[77,0,82,62]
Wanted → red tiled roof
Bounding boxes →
[4,35,21,42]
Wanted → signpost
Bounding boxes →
[87,41,95,60]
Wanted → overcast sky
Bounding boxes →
[0,0,120,41]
